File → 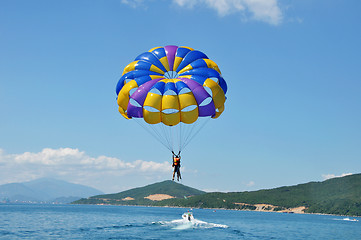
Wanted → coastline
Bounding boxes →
[82,203,361,218]
[87,194,359,217]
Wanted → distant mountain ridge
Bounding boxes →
[0,178,103,203]
[74,174,361,216]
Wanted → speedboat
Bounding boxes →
[343,217,359,222]
[182,212,194,222]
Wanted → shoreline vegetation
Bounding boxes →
[94,196,308,214]
[76,202,360,218]
[73,174,361,217]
[92,194,306,214]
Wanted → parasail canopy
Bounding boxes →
[116,45,227,153]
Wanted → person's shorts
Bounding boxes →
[174,165,180,173]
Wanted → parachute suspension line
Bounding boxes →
[135,119,170,151]
[160,122,173,151]
[148,124,170,150]
[169,123,180,154]
[175,123,181,153]
[180,119,199,151]
[149,123,172,150]
[133,119,172,151]
[179,123,188,152]
[132,116,210,153]
[179,122,191,152]
[169,126,177,151]
[182,117,212,151]
[169,124,175,153]
[179,122,183,152]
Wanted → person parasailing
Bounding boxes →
[115,45,227,182]
[172,151,182,181]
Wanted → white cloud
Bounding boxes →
[173,0,197,8]
[120,0,146,8]
[322,173,353,180]
[245,180,255,187]
[243,0,282,25]
[238,180,256,191]
[0,148,172,193]
[172,0,282,25]
[206,0,246,16]
[120,0,283,25]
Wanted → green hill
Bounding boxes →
[73,174,361,216]
[73,180,205,205]
[160,174,361,216]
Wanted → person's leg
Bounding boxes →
[172,170,175,180]
[177,168,182,181]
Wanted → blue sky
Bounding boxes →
[1,0,360,193]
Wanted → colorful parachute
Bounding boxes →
[116,45,227,152]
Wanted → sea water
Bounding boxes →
[0,204,360,239]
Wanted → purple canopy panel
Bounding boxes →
[164,45,178,71]
[130,78,162,106]
[127,104,143,118]
[199,101,216,117]
[179,78,210,105]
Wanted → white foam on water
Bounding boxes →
[332,217,359,222]
[155,217,228,230]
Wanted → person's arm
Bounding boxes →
[171,151,175,163]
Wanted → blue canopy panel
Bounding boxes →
[116,70,162,95]
[164,82,177,95]
[150,47,167,60]
[151,81,166,95]
[189,58,208,69]
[175,81,189,94]
[175,47,192,59]
[135,52,167,72]
[176,51,209,73]
[134,60,156,71]
[116,78,125,95]
[180,68,220,79]
[218,76,228,94]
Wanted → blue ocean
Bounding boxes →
[0,204,360,239]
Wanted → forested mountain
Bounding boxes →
[74,180,205,205]
[74,174,361,216]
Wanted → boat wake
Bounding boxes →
[154,212,228,230]
[333,217,359,222]
[155,219,228,230]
